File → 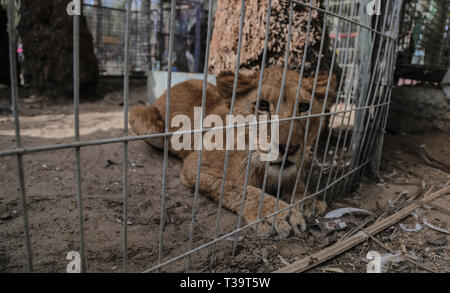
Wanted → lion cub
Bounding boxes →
[129,66,337,238]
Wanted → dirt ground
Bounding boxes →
[0,80,449,273]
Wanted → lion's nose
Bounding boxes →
[279,144,300,156]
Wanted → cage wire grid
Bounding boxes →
[82,1,208,75]
[3,0,402,273]
[82,2,158,76]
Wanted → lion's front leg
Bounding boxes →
[181,152,306,238]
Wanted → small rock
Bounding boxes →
[116,218,133,225]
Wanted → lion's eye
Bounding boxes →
[298,102,310,113]
[255,100,270,112]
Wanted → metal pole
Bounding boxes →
[233,0,273,254]
[122,0,132,273]
[209,0,247,268]
[158,0,177,270]
[254,0,296,238]
[7,0,33,273]
[186,0,215,272]
[73,9,87,273]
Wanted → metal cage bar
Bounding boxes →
[232,0,273,255]
[0,103,390,158]
[73,12,87,274]
[122,0,132,273]
[158,0,177,269]
[311,0,346,204]
[7,0,33,273]
[255,0,296,239]
[209,0,247,268]
[186,0,215,273]
[272,0,314,230]
[298,0,334,214]
[322,0,362,201]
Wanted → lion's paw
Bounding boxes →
[303,199,327,218]
[254,207,306,239]
[274,209,307,238]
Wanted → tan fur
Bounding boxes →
[129,67,337,238]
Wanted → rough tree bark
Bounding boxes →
[18,0,99,99]
[209,0,339,78]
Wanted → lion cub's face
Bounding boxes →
[217,67,336,177]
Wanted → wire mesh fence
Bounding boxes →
[3,0,403,273]
[82,2,156,76]
[328,0,361,102]
[82,0,208,76]
[395,0,450,82]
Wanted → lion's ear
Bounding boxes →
[216,71,257,99]
[303,73,338,109]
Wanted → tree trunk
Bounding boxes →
[0,5,10,85]
[18,0,99,99]
[209,0,339,78]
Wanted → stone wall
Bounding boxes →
[388,86,450,134]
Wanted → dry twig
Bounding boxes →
[274,185,450,273]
